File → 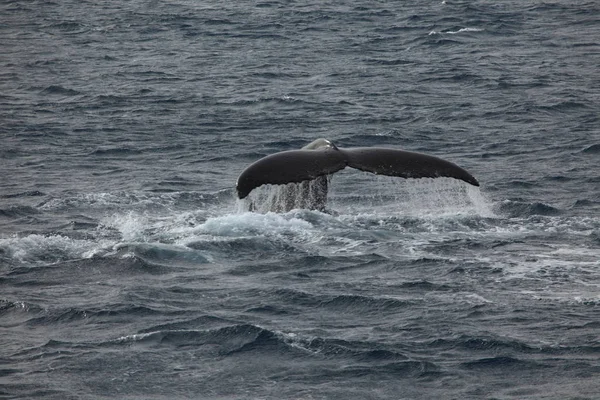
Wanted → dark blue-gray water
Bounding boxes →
[1,1,599,398]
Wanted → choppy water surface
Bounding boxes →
[1,0,599,399]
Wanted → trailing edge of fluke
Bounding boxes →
[236,138,479,200]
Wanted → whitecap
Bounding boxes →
[429,27,483,35]
[446,27,483,34]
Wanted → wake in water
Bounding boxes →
[2,176,597,304]
[0,176,559,268]
[1,178,491,265]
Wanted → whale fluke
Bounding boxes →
[236,147,346,199]
[236,139,479,210]
[342,147,480,187]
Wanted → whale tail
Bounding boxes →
[342,147,480,187]
[236,140,479,201]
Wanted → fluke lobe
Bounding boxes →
[236,138,479,211]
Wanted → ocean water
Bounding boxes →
[1,0,600,399]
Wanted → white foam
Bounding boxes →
[0,234,107,265]
[447,27,483,34]
[196,212,314,237]
[429,27,483,35]
[101,211,150,242]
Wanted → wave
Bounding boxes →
[88,147,144,157]
[573,199,600,208]
[0,299,44,323]
[114,242,211,266]
[0,205,39,219]
[429,333,600,361]
[14,320,600,378]
[0,210,313,267]
[581,143,600,154]
[496,199,561,217]
[40,85,81,96]
[271,288,413,313]
[113,324,279,355]
[215,95,311,108]
[186,236,300,266]
[428,27,484,35]
[0,234,104,266]
[111,323,416,365]
[0,191,46,199]
[461,356,548,371]
[539,100,592,113]
[45,20,88,34]
[138,315,237,334]
[25,304,169,326]
[363,57,413,66]
[195,211,314,237]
